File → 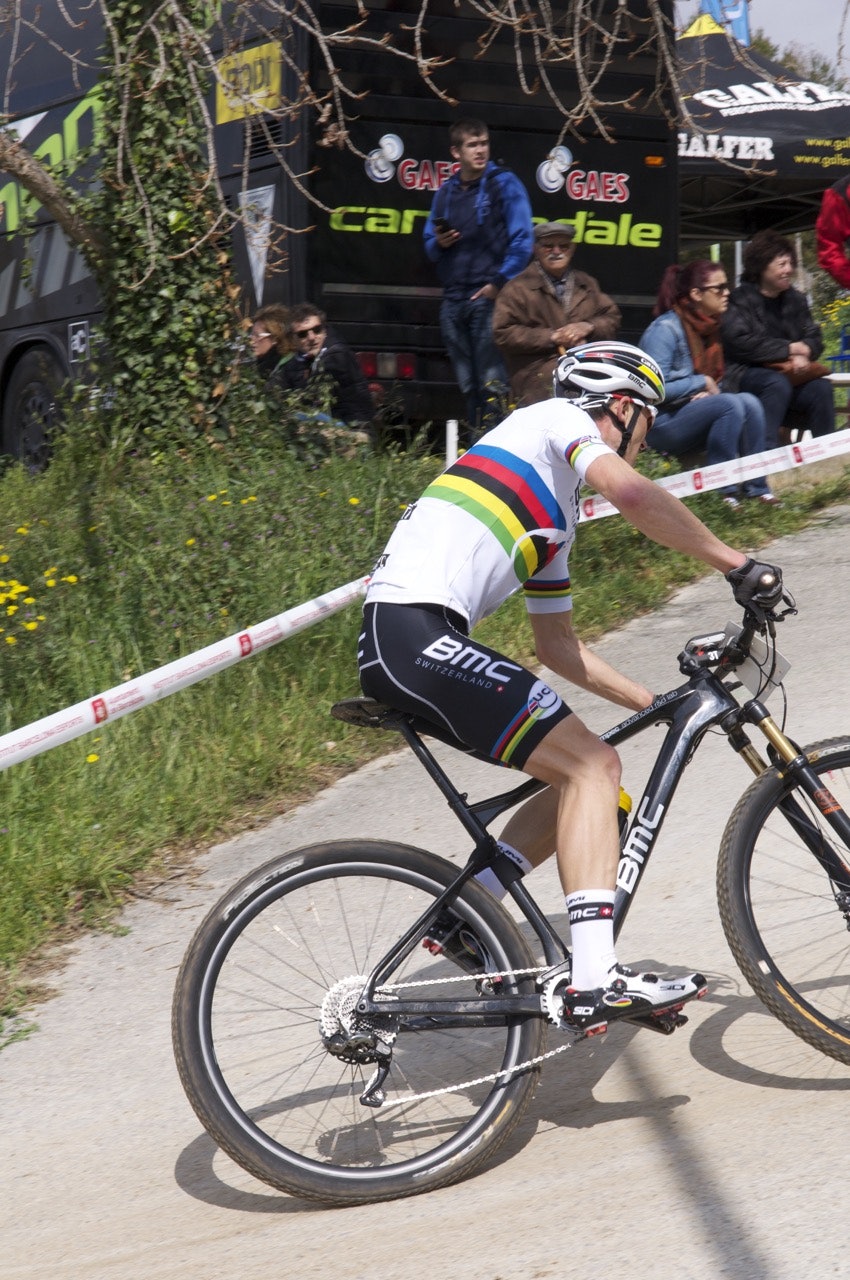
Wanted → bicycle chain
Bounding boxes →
[328,966,584,1108]
[376,1037,577,1108]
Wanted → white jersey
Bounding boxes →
[366,399,613,628]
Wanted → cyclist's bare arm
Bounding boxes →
[529,611,652,712]
[584,452,747,576]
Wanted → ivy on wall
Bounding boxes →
[83,1,242,447]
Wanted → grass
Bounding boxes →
[1,405,849,1016]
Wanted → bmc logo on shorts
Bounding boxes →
[421,634,523,682]
[527,679,561,720]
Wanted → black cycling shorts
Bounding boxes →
[358,601,572,770]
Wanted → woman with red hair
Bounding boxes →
[640,259,777,508]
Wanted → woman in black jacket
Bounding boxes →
[721,230,835,447]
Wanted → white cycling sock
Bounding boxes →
[474,842,533,900]
[565,889,617,989]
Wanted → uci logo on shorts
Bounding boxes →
[527,679,561,719]
[421,634,523,682]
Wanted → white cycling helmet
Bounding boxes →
[554,340,665,408]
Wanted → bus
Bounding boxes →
[0,1,678,455]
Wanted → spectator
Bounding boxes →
[816,174,850,289]
[249,304,293,386]
[424,117,533,438]
[722,229,835,447]
[493,221,621,406]
[275,303,374,429]
[640,260,778,509]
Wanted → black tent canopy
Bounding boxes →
[677,14,850,241]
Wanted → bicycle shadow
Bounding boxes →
[686,973,850,1092]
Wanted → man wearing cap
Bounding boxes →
[493,222,621,406]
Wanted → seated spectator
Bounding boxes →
[493,222,621,405]
[640,260,778,509]
[722,229,835,448]
[275,303,374,429]
[816,175,850,290]
[249,304,293,385]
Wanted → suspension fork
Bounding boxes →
[742,700,850,890]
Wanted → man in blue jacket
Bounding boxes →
[424,119,533,439]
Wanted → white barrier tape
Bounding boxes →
[0,576,370,772]
[578,427,850,522]
[3,427,850,773]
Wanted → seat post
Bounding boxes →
[396,720,496,861]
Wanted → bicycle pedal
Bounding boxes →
[630,1007,689,1035]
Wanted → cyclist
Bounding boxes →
[358,341,784,1030]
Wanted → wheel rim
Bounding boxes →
[194,861,535,1185]
[740,757,850,1046]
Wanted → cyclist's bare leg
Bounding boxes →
[517,714,622,894]
[512,715,707,1009]
[499,786,558,868]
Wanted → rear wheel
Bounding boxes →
[718,736,850,1065]
[1,347,66,468]
[172,840,545,1204]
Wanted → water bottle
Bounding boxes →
[617,786,632,843]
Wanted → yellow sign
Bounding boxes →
[215,41,281,123]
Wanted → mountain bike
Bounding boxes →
[172,596,850,1206]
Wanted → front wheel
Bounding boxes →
[172,840,545,1204]
[718,736,850,1065]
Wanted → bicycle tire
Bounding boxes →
[172,839,545,1204]
[717,735,850,1066]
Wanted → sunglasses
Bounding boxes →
[613,395,657,427]
[635,400,658,425]
[294,325,324,338]
[701,283,730,294]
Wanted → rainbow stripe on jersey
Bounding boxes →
[424,444,567,582]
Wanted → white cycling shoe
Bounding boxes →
[548,963,708,1033]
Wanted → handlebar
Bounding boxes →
[678,590,797,682]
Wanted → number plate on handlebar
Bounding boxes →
[723,621,790,701]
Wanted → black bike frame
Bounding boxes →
[356,657,850,1022]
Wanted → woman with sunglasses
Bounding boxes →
[249,304,294,386]
[640,260,778,508]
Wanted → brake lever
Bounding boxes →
[776,588,798,619]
